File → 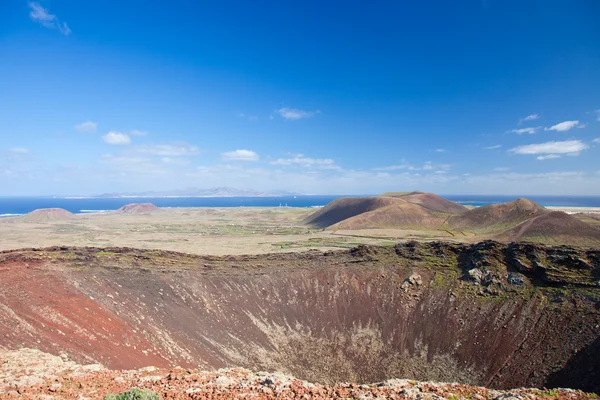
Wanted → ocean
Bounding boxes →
[0,194,599,216]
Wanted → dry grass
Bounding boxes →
[0,207,440,255]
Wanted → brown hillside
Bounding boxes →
[394,192,468,214]
[329,202,447,230]
[448,198,547,233]
[117,203,160,214]
[21,208,74,222]
[304,197,401,228]
[305,192,466,229]
[501,211,600,247]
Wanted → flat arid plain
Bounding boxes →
[0,207,399,255]
[1,193,599,255]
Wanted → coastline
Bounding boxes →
[546,206,600,214]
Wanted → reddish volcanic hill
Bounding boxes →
[304,197,401,228]
[116,203,160,214]
[446,198,600,246]
[390,191,468,214]
[502,211,600,247]
[21,208,74,222]
[448,198,548,233]
[305,192,466,229]
[329,202,446,230]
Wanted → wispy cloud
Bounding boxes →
[595,109,600,121]
[373,161,451,172]
[593,138,600,144]
[130,130,148,136]
[509,140,589,159]
[434,148,445,153]
[74,121,97,133]
[271,154,339,169]
[28,2,71,35]
[102,132,131,145]
[484,145,502,150]
[277,108,320,120]
[135,143,200,156]
[493,167,509,172]
[518,114,540,124]
[545,120,580,132]
[510,127,540,135]
[537,154,562,161]
[221,149,260,161]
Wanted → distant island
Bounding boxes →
[94,187,299,198]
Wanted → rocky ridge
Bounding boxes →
[0,348,595,399]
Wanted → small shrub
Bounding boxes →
[103,388,160,400]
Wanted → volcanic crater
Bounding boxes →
[1,241,599,394]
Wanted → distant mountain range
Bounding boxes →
[95,187,298,198]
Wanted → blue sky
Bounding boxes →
[1,0,599,196]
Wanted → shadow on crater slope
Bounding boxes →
[0,241,598,391]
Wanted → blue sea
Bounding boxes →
[0,195,599,217]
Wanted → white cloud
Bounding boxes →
[130,130,148,136]
[434,148,445,153]
[509,140,588,157]
[373,161,451,172]
[277,108,320,120]
[372,165,409,171]
[545,120,580,132]
[518,114,540,124]
[537,154,561,161]
[221,149,260,162]
[510,127,540,135]
[8,148,29,154]
[484,145,502,150]
[271,154,339,169]
[593,138,600,144]
[161,157,190,165]
[74,121,97,133]
[102,132,131,145]
[28,2,71,35]
[135,143,200,156]
[577,123,587,129]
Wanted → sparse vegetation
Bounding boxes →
[103,388,160,400]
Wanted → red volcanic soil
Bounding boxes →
[20,208,74,222]
[0,243,599,393]
[117,203,160,214]
[0,258,170,369]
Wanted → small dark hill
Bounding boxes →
[329,202,447,231]
[304,197,401,228]
[448,198,547,233]
[21,208,74,222]
[117,203,160,214]
[502,211,600,247]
